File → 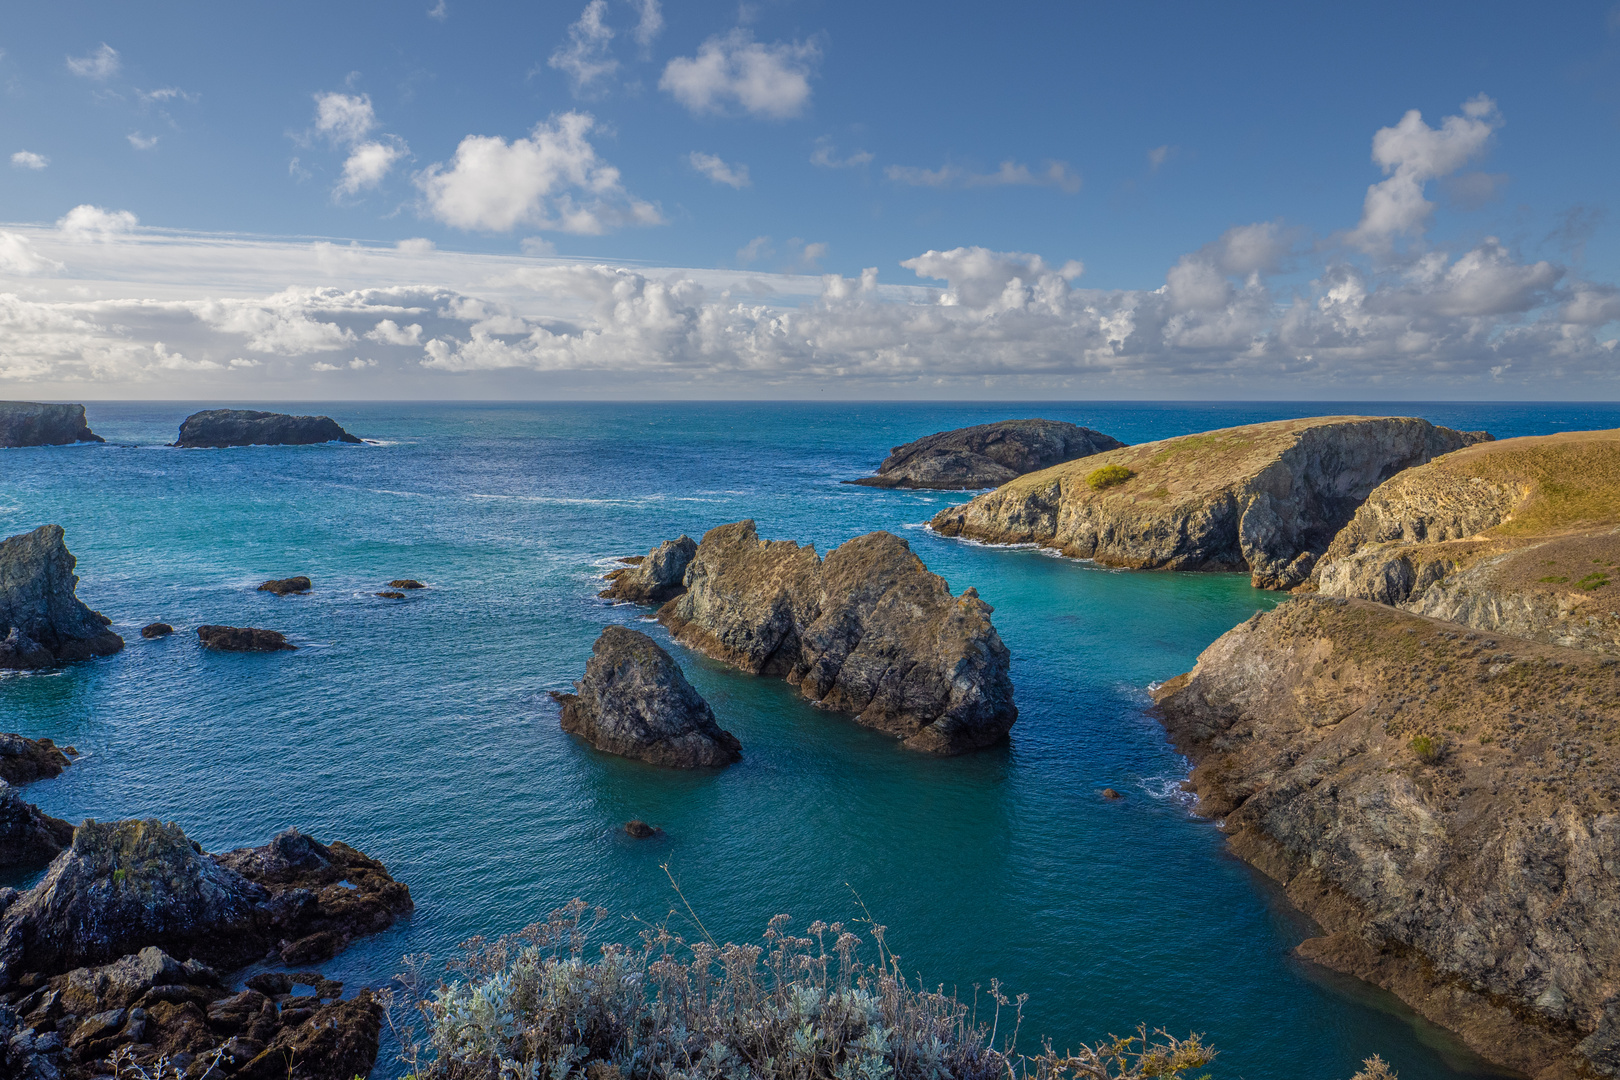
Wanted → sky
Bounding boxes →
[1,1,1619,400]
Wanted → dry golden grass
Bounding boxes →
[1431,430,1620,537]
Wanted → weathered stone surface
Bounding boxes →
[174,409,363,448]
[599,536,697,603]
[656,521,1017,753]
[0,735,72,786]
[197,625,295,652]
[845,419,1126,490]
[0,526,124,669]
[257,576,311,595]
[930,416,1489,590]
[139,622,173,638]
[552,627,741,768]
[0,786,73,870]
[1153,596,1620,1080]
[0,403,102,448]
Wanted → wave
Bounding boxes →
[1138,769,1199,810]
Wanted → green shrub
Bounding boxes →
[1577,572,1610,591]
[1086,465,1135,491]
[1409,734,1442,764]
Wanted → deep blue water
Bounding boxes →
[5,401,1617,1080]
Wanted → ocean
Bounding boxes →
[5,400,1617,1080]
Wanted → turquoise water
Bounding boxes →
[5,401,1618,1080]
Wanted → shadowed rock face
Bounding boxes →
[0,525,124,669]
[174,410,362,448]
[0,735,72,786]
[0,403,102,448]
[599,536,697,603]
[0,786,73,870]
[655,521,1017,754]
[846,419,1126,490]
[552,627,741,768]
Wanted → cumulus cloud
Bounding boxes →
[688,151,750,188]
[902,247,1083,308]
[366,318,423,344]
[314,92,378,145]
[1350,94,1501,251]
[338,140,407,196]
[66,44,119,80]
[428,0,448,20]
[549,0,618,95]
[57,205,138,241]
[0,233,61,275]
[128,132,159,150]
[416,112,662,233]
[631,0,663,50]
[810,139,873,168]
[10,151,47,170]
[660,30,818,119]
[885,160,1081,193]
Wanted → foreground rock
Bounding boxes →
[1311,429,1620,654]
[652,521,1016,753]
[0,735,72,786]
[599,536,697,603]
[846,418,1125,489]
[174,409,363,448]
[0,526,124,669]
[0,403,103,448]
[0,785,73,869]
[553,627,741,768]
[931,416,1489,590]
[1154,596,1620,1080]
[258,576,311,595]
[197,625,295,652]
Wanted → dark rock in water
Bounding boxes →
[388,579,426,589]
[845,419,1126,490]
[1100,788,1123,800]
[0,525,125,669]
[658,521,1017,754]
[139,622,174,638]
[0,402,103,448]
[0,785,74,869]
[375,591,406,599]
[552,627,741,768]
[0,734,72,786]
[197,625,295,652]
[600,536,697,603]
[257,576,311,595]
[173,409,363,448]
[624,820,662,838]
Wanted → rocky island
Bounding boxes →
[173,409,363,448]
[552,626,742,768]
[0,525,124,669]
[931,416,1489,589]
[0,403,103,448]
[845,418,1125,489]
[197,625,295,652]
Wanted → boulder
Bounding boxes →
[0,403,102,448]
[599,536,697,603]
[257,577,311,595]
[197,626,295,652]
[388,579,426,589]
[656,521,1017,753]
[624,820,662,838]
[376,590,406,599]
[0,785,73,869]
[0,525,124,669]
[173,410,362,448]
[0,735,72,786]
[846,418,1125,490]
[930,416,1489,590]
[552,627,741,768]
[139,622,173,639]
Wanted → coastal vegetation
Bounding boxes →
[1085,465,1135,491]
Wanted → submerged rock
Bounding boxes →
[257,577,311,595]
[197,625,295,652]
[655,521,1017,753]
[846,418,1125,490]
[624,820,662,839]
[173,410,363,448]
[0,785,73,869]
[553,627,741,768]
[376,590,406,599]
[139,622,173,638]
[0,525,125,669]
[388,579,426,589]
[600,536,697,603]
[930,416,1489,590]
[0,403,103,448]
[0,735,72,786]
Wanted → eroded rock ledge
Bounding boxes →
[645,520,1016,754]
[174,409,363,448]
[930,416,1488,590]
[0,403,102,448]
[599,536,696,603]
[0,526,124,669]
[1154,596,1620,1080]
[845,418,1125,490]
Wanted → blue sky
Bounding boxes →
[1,1,1618,398]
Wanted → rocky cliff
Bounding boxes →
[930,417,1488,590]
[654,521,1016,753]
[599,536,697,603]
[0,735,72,786]
[174,409,363,448]
[0,403,102,448]
[1311,430,1620,654]
[845,418,1126,490]
[0,525,124,669]
[1154,596,1620,1080]
[0,785,73,870]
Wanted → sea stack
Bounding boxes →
[0,525,125,669]
[552,626,741,768]
[173,409,363,448]
[846,418,1125,490]
[0,402,103,447]
[599,536,697,603]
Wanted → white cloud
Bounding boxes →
[10,151,47,170]
[196,288,360,354]
[688,151,750,188]
[1349,95,1501,251]
[520,236,557,256]
[1148,145,1176,172]
[57,205,138,242]
[737,235,772,264]
[428,0,448,19]
[66,44,120,80]
[366,318,423,344]
[127,132,159,150]
[229,357,261,368]
[138,87,190,104]
[886,160,1081,193]
[0,232,61,275]
[810,139,873,168]
[314,92,378,145]
[549,0,618,96]
[660,30,818,119]
[337,140,407,196]
[396,237,436,255]
[631,0,663,50]
[901,247,1083,308]
[416,111,662,234]
[884,164,958,188]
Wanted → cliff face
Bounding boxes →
[1312,430,1620,654]
[0,525,124,669]
[656,521,1017,753]
[930,417,1487,590]
[845,418,1125,490]
[0,403,102,448]
[599,536,697,603]
[1154,596,1620,1080]
[174,409,362,448]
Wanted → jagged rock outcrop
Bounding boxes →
[0,403,102,448]
[600,536,697,603]
[0,526,124,669]
[930,416,1489,590]
[1154,595,1620,1080]
[174,410,363,448]
[552,627,741,768]
[845,419,1126,490]
[1311,430,1620,654]
[0,735,72,786]
[653,521,1016,753]
[0,786,73,869]
[197,625,295,652]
